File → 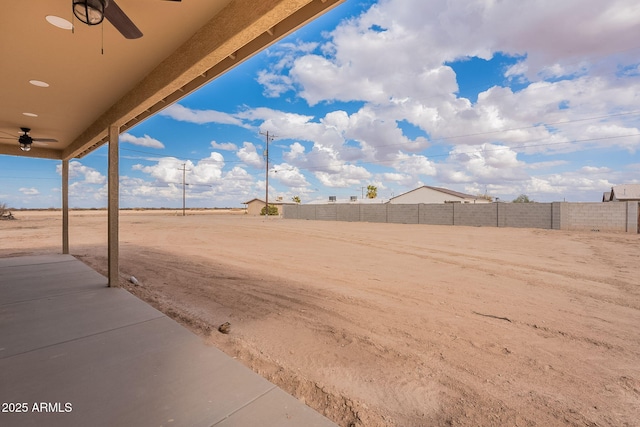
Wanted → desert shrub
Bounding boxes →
[512,194,534,203]
[260,205,279,216]
[0,202,15,220]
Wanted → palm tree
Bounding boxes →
[366,185,377,199]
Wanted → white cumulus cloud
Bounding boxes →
[160,103,243,126]
[211,141,238,151]
[237,142,264,168]
[19,187,39,196]
[120,133,165,149]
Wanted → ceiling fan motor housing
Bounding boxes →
[18,134,32,151]
[73,0,109,25]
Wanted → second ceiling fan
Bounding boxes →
[72,0,181,39]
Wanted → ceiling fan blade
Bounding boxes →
[32,138,59,142]
[104,0,143,39]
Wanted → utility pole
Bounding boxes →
[177,163,191,216]
[260,131,276,217]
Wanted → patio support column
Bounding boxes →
[108,125,119,287]
[62,160,69,254]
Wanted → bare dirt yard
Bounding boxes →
[1,210,639,426]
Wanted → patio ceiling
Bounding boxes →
[0,0,343,160]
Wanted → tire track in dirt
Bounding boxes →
[301,229,640,316]
[297,227,634,292]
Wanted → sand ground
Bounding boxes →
[1,210,639,426]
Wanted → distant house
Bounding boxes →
[602,191,612,202]
[607,184,640,202]
[243,198,295,216]
[388,186,491,204]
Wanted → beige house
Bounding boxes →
[388,186,491,204]
[244,198,295,216]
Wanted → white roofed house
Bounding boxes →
[608,184,640,201]
[388,186,491,204]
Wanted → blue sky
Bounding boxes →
[2,0,639,208]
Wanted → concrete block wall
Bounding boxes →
[387,204,419,224]
[503,203,553,229]
[316,204,338,221]
[298,205,317,220]
[496,203,507,227]
[551,202,563,230]
[337,204,360,222]
[564,203,627,231]
[360,204,387,223]
[454,203,498,227]
[419,204,454,225]
[282,201,639,233]
[282,204,296,219]
[626,202,639,233]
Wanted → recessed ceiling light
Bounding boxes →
[23,113,38,117]
[29,80,50,88]
[46,15,73,30]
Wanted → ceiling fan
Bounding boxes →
[0,128,58,152]
[72,0,181,40]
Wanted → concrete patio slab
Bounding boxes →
[215,387,340,427]
[0,255,107,304]
[0,288,164,358]
[0,254,78,268]
[0,255,337,427]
